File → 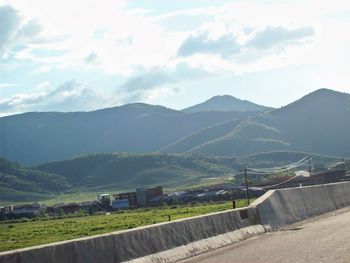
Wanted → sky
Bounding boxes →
[0,0,350,116]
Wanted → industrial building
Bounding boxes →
[113,186,164,209]
[0,203,42,220]
[113,192,137,209]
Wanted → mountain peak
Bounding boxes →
[92,102,178,116]
[182,95,269,113]
[285,88,349,108]
[307,88,347,97]
[273,88,350,119]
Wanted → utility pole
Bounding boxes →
[308,156,312,177]
[244,167,250,206]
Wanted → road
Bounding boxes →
[181,207,350,263]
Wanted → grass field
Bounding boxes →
[0,200,250,252]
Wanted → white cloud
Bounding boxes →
[84,51,99,65]
[178,24,313,59]
[117,62,209,101]
[174,19,315,78]
[0,3,66,69]
[246,26,314,49]
[0,80,110,114]
[0,5,44,58]
[0,83,17,88]
[3,0,350,74]
[33,81,50,91]
[15,19,42,40]
[0,5,20,50]
[154,0,350,78]
[4,0,181,75]
[0,0,321,77]
[178,31,241,58]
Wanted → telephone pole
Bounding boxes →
[308,156,312,177]
[244,167,250,205]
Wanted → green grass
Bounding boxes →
[0,200,250,252]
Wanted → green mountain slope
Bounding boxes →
[0,103,257,165]
[35,151,344,191]
[189,89,350,157]
[0,158,70,202]
[160,118,244,153]
[0,151,344,203]
[35,153,235,191]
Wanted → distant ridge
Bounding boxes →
[1,88,350,165]
[1,151,343,203]
[0,102,257,164]
[182,95,270,112]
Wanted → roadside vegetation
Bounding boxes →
[0,200,249,252]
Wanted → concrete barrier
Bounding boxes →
[0,207,261,263]
[251,181,350,229]
[127,225,265,263]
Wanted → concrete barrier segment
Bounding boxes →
[250,182,350,229]
[126,225,266,263]
[0,207,258,263]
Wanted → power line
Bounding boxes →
[238,156,311,203]
[248,156,310,173]
[247,157,311,175]
[328,161,344,169]
[260,173,301,189]
[240,156,347,191]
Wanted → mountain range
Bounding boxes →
[1,89,350,166]
[0,96,263,165]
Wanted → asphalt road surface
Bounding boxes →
[181,207,350,263]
